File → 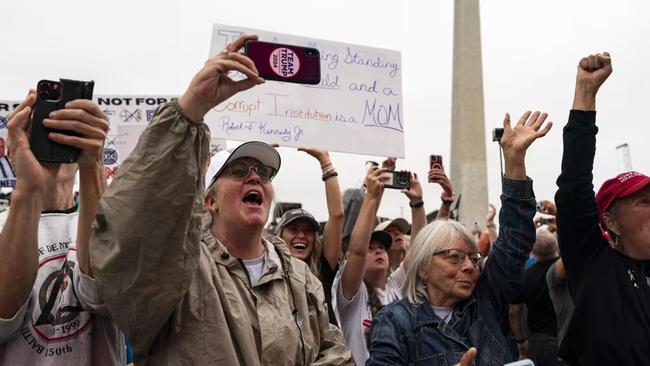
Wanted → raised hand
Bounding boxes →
[381,157,396,171]
[573,52,612,111]
[43,100,108,168]
[576,52,612,92]
[486,203,497,222]
[500,111,553,179]
[429,168,454,200]
[178,34,265,121]
[6,90,52,193]
[297,146,330,166]
[538,199,557,215]
[365,166,387,198]
[401,172,423,205]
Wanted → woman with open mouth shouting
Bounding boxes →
[276,146,344,326]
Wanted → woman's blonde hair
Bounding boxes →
[403,219,478,305]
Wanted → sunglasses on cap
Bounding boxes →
[225,161,277,182]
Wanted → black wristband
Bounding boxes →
[322,171,338,181]
[409,200,424,208]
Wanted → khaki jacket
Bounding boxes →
[90,101,353,365]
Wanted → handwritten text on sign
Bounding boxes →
[208,24,404,158]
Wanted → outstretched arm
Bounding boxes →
[340,167,386,300]
[0,92,42,321]
[298,147,344,271]
[428,168,455,220]
[481,111,552,315]
[555,52,612,282]
[44,99,109,277]
[90,34,264,358]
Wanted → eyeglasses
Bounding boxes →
[433,248,483,268]
[226,162,277,182]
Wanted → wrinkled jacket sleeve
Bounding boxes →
[479,177,536,319]
[90,101,209,357]
[554,110,604,291]
[305,268,354,365]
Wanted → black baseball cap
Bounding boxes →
[278,208,319,232]
[370,230,392,251]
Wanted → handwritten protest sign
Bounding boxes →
[208,24,405,158]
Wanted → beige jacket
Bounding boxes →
[90,101,353,365]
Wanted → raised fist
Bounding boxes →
[576,52,612,91]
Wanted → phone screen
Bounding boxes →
[244,41,321,85]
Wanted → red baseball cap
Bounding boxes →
[595,171,650,223]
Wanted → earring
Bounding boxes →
[613,234,624,251]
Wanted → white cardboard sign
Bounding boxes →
[207,24,405,158]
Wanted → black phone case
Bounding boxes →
[384,171,411,190]
[30,79,94,163]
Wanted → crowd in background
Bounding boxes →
[0,33,648,366]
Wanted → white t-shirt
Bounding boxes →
[432,306,453,324]
[242,254,265,287]
[334,262,406,366]
[0,209,125,365]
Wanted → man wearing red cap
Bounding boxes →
[555,52,650,365]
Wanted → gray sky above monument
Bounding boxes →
[2,0,648,221]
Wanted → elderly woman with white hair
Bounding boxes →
[367,110,552,366]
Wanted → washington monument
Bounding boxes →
[450,0,489,228]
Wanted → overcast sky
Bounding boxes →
[2,0,648,222]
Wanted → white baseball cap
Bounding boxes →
[205,141,281,190]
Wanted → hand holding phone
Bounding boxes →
[179,34,264,121]
[30,79,94,163]
[383,170,411,190]
[430,155,444,171]
[244,40,321,85]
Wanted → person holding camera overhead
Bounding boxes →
[89,34,352,365]
[334,164,426,365]
[366,110,552,366]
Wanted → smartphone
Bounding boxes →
[383,170,411,190]
[30,79,94,163]
[244,41,321,85]
[430,155,443,171]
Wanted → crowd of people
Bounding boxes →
[0,33,648,366]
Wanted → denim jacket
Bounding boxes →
[367,177,536,366]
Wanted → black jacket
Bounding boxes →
[555,110,650,365]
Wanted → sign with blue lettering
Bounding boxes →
[208,24,405,157]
